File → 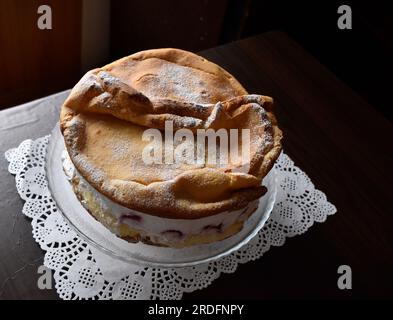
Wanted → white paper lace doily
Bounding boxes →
[5,136,336,300]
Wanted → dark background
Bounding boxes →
[0,0,392,120]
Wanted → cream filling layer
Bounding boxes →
[62,150,258,239]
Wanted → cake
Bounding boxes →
[60,48,282,248]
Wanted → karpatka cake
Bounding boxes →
[60,48,282,248]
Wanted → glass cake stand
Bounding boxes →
[46,123,277,268]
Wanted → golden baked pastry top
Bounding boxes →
[60,48,282,219]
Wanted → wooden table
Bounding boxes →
[0,31,392,299]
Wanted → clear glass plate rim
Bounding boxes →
[45,123,277,268]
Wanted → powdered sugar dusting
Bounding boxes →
[73,153,105,185]
[107,140,129,161]
[98,71,123,87]
[136,61,213,104]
